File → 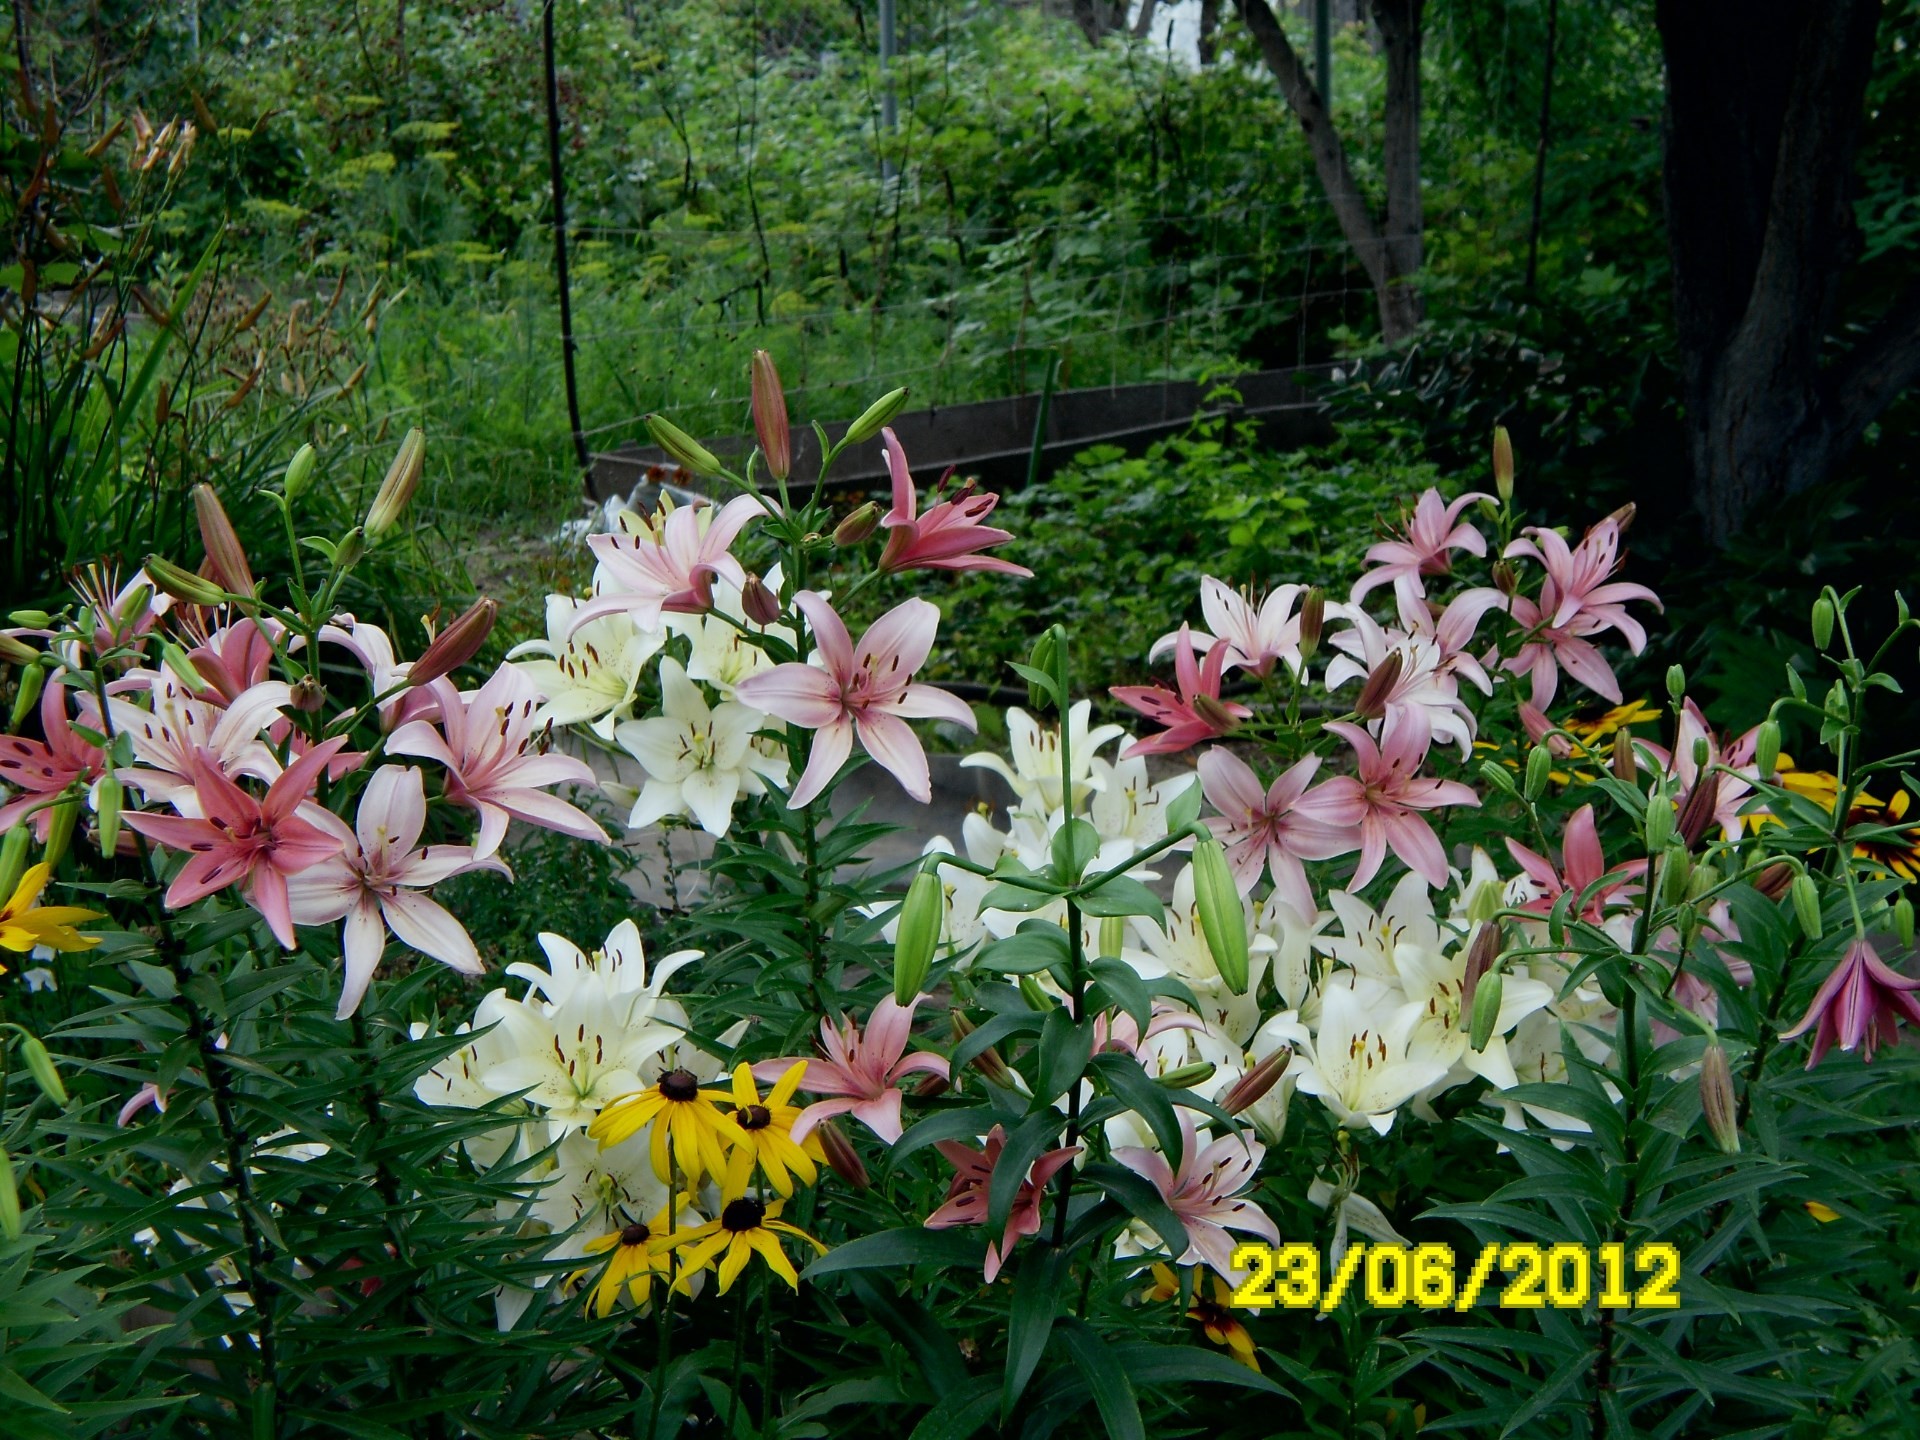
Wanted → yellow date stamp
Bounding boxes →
[1229,1241,1682,1313]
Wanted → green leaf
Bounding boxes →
[1056,1319,1145,1440]
[1075,875,1164,922]
[891,1106,1000,1166]
[1002,1246,1064,1423]
[1108,1342,1289,1396]
[802,1227,986,1280]
[980,880,1060,914]
[1080,1160,1187,1258]
[975,925,1071,976]
[908,1375,998,1440]
[1164,779,1203,836]
[1034,1007,1096,1105]
[1087,1051,1184,1163]
[987,1111,1069,1247]
[1050,819,1099,885]
[1086,958,1152,1031]
[949,1012,1043,1081]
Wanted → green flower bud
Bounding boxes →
[1097,916,1126,959]
[0,1146,20,1240]
[1687,857,1720,902]
[335,526,367,572]
[96,777,122,856]
[1666,664,1687,708]
[1899,896,1915,951]
[1469,967,1504,1052]
[1811,596,1834,650]
[1479,758,1520,797]
[144,555,229,607]
[1025,629,1061,712]
[366,429,427,536]
[0,827,31,902]
[7,611,50,629]
[1699,1042,1739,1155]
[1018,974,1052,1012]
[10,662,46,731]
[1790,874,1822,940]
[1492,426,1515,504]
[1755,719,1780,781]
[159,640,210,694]
[283,442,317,501]
[1661,845,1692,906]
[832,501,882,547]
[1524,743,1552,802]
[18,1035,66,1107]
[892,866,945,1004]
[1156,1061,1217,1090]
[1191,836,1250,995]
[1644,793,1674,853]
[843,386,910,445]
[42,796,79,871]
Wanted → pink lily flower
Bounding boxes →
[757,994,952,1144]
[0,682,109,838]
[112,676,291,806]
[1781,935,1920,1068]
[1504,804,1644,922]
[182,615,283,705]
[116,1081,168,1127]
[1113,1109,1280,1283]
[1198,747,1357,913]
[571,496,767,632]
[1500,517,1661,707]
[1091,1002,1206,1057]
[1633,700,1757,846]
[387,664,606,859]
[64,563,170,665]
[924,1124,1080,1283]
[1149,578,1315,678]
[122,737,350,949]
[1314,710,1481,889]
[877,429,1032,576]
[312,613,439,731]
[1350,487,1492,604]
[1111,627,1251,758]
[289,765,506,1019]
[732,591,975,807]
[1324,609,1484,758]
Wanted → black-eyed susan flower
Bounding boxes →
[576,1198,696,1318]
[0,863,102,960]
[588,1067,746,1186]
[1142,1262,1260,1371]
[1561,699,1661,746]
[726,1061,822,1198]
[1759,757,1920,882]
[660,1150,825,1295]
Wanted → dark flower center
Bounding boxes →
[721,1198,766,1233]
[659,1069,700,1101]
[738,1104,773,1131]
[620,1222,650,1247]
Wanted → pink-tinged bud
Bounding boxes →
[1492,426,1515,504]
[408,599,497,687]
[193,484,255,597]
[0,633,36,666]
[1190,691,1242,733]
[751,350,791,482]
[1492,559,1518,595]
[833,501,882,547]
[1518,701,1573,758]
[1604,502,1637,535]
[739,573,782,626]
[1611,728,1637,784]
[949,1009,1013,1087]
[912,1071,951,1099]
[1297,587,1325,662]
[290,675,327,713]
[1752,861,1794,901]
[1462,922,1501,1010]
[1699,1042,1739,1154]
[367,428,426,537]
[1675,777,1718,850]
[1222,1049,1289,1116]
[815,1118,870,1190]
[1353,651,1404,720]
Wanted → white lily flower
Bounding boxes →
[668,567,797,699]
[412,991,530,1170]
[1124,863,1276,1002]
[960,700,1125,816]
[1393,941,1554,1092]
[1087,751,1196,869]
[1307,1176,1410,1267]
[507,919,702,1009]
[480,979,688,1134]
[509,593,666,739]
[1283,976,1449,1134]
[613,658,787,837]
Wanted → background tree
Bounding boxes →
[1658,0,1920,543]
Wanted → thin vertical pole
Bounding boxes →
[878,0,897,180]
[1524,0,1560,295]
[1313,0,1332,105]
[541,0,592,491]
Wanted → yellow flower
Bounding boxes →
[1143,1262,1260,1372]
[1756,757,1920,882]
[0,863,101,960]
[658,1149,826,1296]
[726,1061,822,1198]
[576,1198,697,1319]
[1805,1200,1841,1224]
[1561,700,1661,744]
[588,1067,747,1186]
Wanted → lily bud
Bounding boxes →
[1692,737,1710,769]
[290,675,327,714]
[950,1009,1014,1086]
[96,777,122,856]
[283,442,317,501]
[1665,664,1687,708]
[193,484,255,597]
[158,641,209,693]
[408,599,497,687]
[1354,652,1404,721]
[0,826,31,902]
[367,429,426,537]
[1026,629,1061,712]
[1191,692,1241,733]
[1603,502,1637,535]
[751,350,791,482]
[1097,916,1126,959]
[833,501,882,547]
[1645,791,1674,852]
[18,1034,66,1107]
[1676,778,1718,850]
[1191,835,1250,994]
[1790,874,1822,939]
[843,386,909,445]
[1222,1049,1289,1116]
[740,573,782,626]
[10,663,44,731]
[1492,426,1514,504]
[43,795,79,871]
[1899,897,1916,950]
[0,1146,20,1240]
[1753,861,1794,901]
[1468,967,1504,1052]
[1699,1042,1739,1155]
[814,1118,870,1191]
[7,611,49,628]
[1157,1061,1216,1090]
[1687,857,1720,902]
[1523,743,1552,802]
[145,555,228,606]
[1611,728,1637,784]
[1462,922,1501,1009]
[335,526,367,572]
[1810,596,1834,650]
[1492,559,1518,595]
[0,633,35,666]
[1297,588,1325,662]
[1754,720,1780,781]
[642,414,720,477]
[1661,844,1692,906]
[892,866,944,1004]
[1017,974,1052,1012]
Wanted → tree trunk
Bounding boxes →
[1234,0,1426,342]
[1131,0,1160,40]
[1198,0,1220,64]
[1658,0,1920,543]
